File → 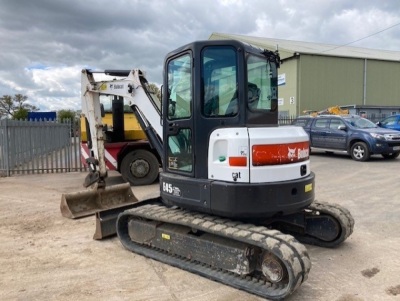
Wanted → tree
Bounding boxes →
[58,109,79,137]
[57,109,76,122]
[0,94,39,119]
[13,108,29,120]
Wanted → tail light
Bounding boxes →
[252,141,309,166]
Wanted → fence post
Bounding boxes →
[4,119,11,176]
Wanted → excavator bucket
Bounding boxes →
[60,183,138,219]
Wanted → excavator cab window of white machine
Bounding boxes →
[246,54,276,111]
[167,54,192,120]
[201,47,238,117]
[167,128,192,172]
[200,47,277,117]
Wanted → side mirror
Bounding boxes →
[338,125,347,131]
[376,121,381,126]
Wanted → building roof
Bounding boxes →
[210,32,400,62]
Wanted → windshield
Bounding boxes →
[345,117,377,129]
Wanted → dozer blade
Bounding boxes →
[60,183,138,219]
[93,197,160,240]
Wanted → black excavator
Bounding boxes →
[61,39,354,300]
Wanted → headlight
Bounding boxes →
[370,133,386,140]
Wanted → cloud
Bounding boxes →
[0,0,400,111]
[22,65,81,110]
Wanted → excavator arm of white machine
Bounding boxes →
[60,69,161,219]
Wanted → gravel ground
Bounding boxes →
[0,151,399,301]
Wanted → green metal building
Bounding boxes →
[209,33,400,117]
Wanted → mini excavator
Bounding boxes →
[61,40,354,300]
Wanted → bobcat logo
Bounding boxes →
[287,146,309,161]
[288,147,296,160]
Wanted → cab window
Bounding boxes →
[329,119,345,129]
[315,119,329,128]
[167,54,192,120]
[247,54,276,111]
[201,47,238,117]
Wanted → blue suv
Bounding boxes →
[292,115,400,161]
[377,114,400,131]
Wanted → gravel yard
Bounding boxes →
[1,152,399,301]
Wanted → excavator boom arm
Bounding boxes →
[80,68,162,185]
[60,68,162,218]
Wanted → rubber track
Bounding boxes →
[117,204,311,300]
[299,201,355,248]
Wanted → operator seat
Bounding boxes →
[225,82,260,116]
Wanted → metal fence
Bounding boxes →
[0,119,86,177]
[278,116,296,125]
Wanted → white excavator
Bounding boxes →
[61,39,354,300]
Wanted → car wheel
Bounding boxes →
[350,142,370,161]
[382,152,400,159]
[120,150,159,186]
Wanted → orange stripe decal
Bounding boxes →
[252,141,309,166]
[229,156,247,166]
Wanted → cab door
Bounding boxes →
[310,118,329,147]
[164,52,194,176]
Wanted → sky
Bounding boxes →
[1,0,400,112]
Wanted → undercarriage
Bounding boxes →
[116,201,354,300]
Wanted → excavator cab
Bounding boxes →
[159,40,314,218]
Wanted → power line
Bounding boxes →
[321,21,400,53]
